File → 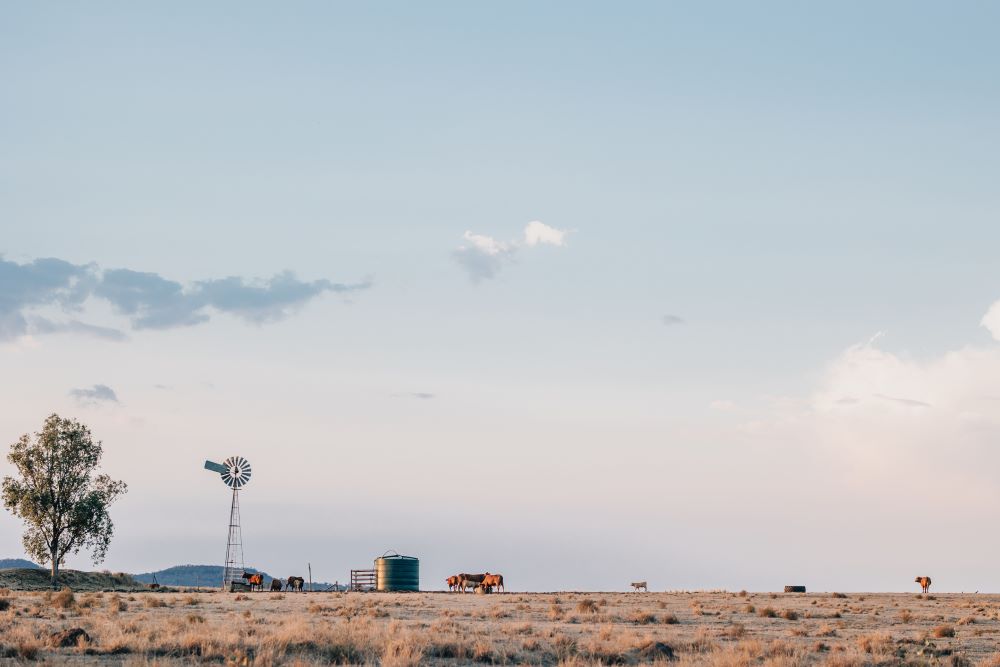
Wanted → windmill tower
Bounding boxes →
[204,456,252,589]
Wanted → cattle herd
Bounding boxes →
[446,572,505,593]
[241,571,306,592]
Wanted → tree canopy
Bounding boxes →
[2,414,127,584]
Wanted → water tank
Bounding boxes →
[375,551,419,592]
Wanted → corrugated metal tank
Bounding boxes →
[375,552,419,592]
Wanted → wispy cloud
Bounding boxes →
[873,393,932,408]
[454,221,570,282]
[69,384,119,405]
[662,314,684,326]
[0,255,371,339]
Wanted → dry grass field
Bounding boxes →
[0,588,999,665]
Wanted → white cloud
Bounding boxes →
[461,232,513,257]
[454,221,570,282]
[981,300,1000,341]
[523,221,568,247]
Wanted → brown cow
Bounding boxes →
[287,576,305,592]
[915,576,932,593]
[482,573,504,593]
[270,578,283,592]
[241,572,264,591]
[457,573,486,593]
[446,575,460,592]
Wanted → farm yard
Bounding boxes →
[0,589,999,665]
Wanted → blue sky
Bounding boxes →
[2,2,1000,591]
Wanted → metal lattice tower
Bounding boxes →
[204,456,252,589]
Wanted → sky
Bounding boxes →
[1,1,1000,592]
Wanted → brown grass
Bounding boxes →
[50,587,75,609]
[0,589,991,665]
[932,624,956,638]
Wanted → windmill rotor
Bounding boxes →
[204,456,252,489]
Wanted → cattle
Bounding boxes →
[915,576,932,593]
[446,575,460,592]
[241,572,264,591]
[270,578,283,592]
[287,576,305,592]
[457,573,486,593]
[631,581,648,592]
[482,573,504,593]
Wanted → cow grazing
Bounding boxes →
[287,576,305,592]
[241,572,264,591]
[270,579,283,592]
[457,573,486,593]
[482,573,504,593]
[915,576,932,593]
[631,581,648,592]
[446,575,460,592]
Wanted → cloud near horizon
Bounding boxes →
[69,384,119,405]
[738,304,1000,519]
[0,256,371,340]
[454,221,569,282]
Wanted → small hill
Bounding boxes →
[0,568,140,591]
[0,558,40,569]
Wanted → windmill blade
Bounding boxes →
[204,460,227,474]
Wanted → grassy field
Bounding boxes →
[0,588,998,665]
[0,569,140,592]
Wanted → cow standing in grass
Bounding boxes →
[242,572,264,591]
[458,573,486,593]
[446,575,459,592]
[482,573,504,593]
[287,576,305,592]
[270,579,283,592]
[915,576,932,593]
[631,581,648,592]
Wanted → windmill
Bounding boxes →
[204,456,252,589]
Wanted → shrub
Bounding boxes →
[898,609,913,622]
[857,632,893,655]
[958,616,976,625]
[576,599,598,614]
[933,625,955,638]
[627,611,656,624]
[660,613,679,624]
[143,596,165,608]
[781,610,799,621]
[831,592,847,599]
[742,604,755,613]
[722,623,746,638]
[51,587,75,609]
[758,606,777,618]
[0,599,9,612]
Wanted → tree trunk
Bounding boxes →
[50,551,59,588]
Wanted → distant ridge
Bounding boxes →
[133,564,342,590]
[0,558,41,570]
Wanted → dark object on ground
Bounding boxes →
[270,579,283,591]
[50,628,90,647]
[784,586,806,593]
[639,641,675,661]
